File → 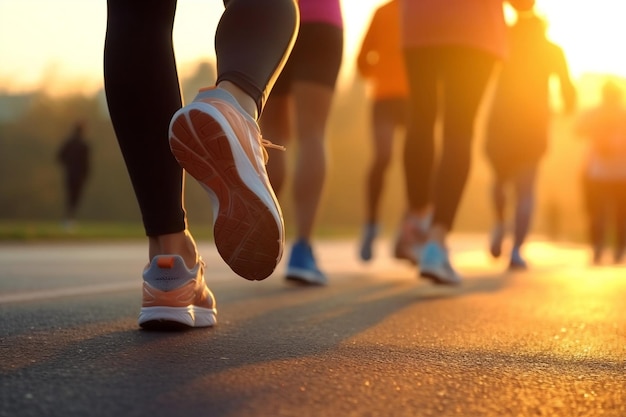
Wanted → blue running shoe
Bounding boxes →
[359,223,378,262]
[419,241,462,285]
[286,240,327,285]
[508,248,528,271]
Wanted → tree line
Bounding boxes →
[0,60,595,241]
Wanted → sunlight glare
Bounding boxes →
[3,0,626,94]
[535,0,626,79]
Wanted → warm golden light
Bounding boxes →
[2,0,626,95]
[532,0,626,79]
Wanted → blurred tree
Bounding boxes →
[0,60,604,243]
[181,61,217,105]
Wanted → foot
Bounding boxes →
[393,214,429,265]
[489,223,505,258]
[359,223,378,262]
[139,255,217,330]
[419,241,462,285]
[286,240,327,286]
[169,87,285,281]
[508,249,528,271]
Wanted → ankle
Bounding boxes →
[148,230,198,269]
[217,81,258,120]
[407,206,432,221]
[427,224,448,246]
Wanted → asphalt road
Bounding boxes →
[1,236,625,417]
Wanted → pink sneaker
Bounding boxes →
[393,214,429,264]
[139,255,217,330]
[169,88,285,281]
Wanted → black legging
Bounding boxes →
[103,0,298,236]
[403,46,496,230]
[584,177,626,254]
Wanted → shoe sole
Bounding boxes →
[285,272,327,286]
[393,243,419,265]
[508,263,528,271]
[419,268,462,286]
[138,306,217,330]
[285,265,327,285]
[169,103,283,281]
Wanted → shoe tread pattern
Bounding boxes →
[170,110,280,280]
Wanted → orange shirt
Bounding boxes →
[401,0,508,59]
[357,0,408,100]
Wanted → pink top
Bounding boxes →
[400,0,509,59]
[298,0,343,28]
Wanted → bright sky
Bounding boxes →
[1,0,626,96]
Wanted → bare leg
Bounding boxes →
[512,165,537,253]
[291,82,334,242]
[260,94,292,195]
[366,103,395,224]
[489,176,507,258]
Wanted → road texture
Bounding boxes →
[1,235,625,417]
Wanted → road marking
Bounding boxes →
[0,282,138,304]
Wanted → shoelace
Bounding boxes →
[260,137,286,164]
[196,89,286,162]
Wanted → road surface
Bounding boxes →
[1,235,625,417]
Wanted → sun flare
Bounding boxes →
[2,0,626,95]
[530,0,626,79]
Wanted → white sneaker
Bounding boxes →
[169,87,285,281]
[419,241,462,285]
[139,255,217,330]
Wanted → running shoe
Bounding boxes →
[359,223,378,262]
[139,255,217,330]
[286,239,327,285]
[169,87,285,281]
[508,248,528,271]
[489,223,505,258]
[419,241,462,285]
[393,214,429,264]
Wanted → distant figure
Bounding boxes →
[260,0,343,285]
[399,0,535,285]
[576,80,626,265]
[356,0,409,262]
[484,12,576,270]
[57,122,91,230]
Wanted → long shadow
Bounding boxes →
[1,269,514,417]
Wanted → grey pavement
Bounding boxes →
[1,235,625,417]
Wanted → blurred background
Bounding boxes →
[1,0,625,241]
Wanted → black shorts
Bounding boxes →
[272,22,343,95]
